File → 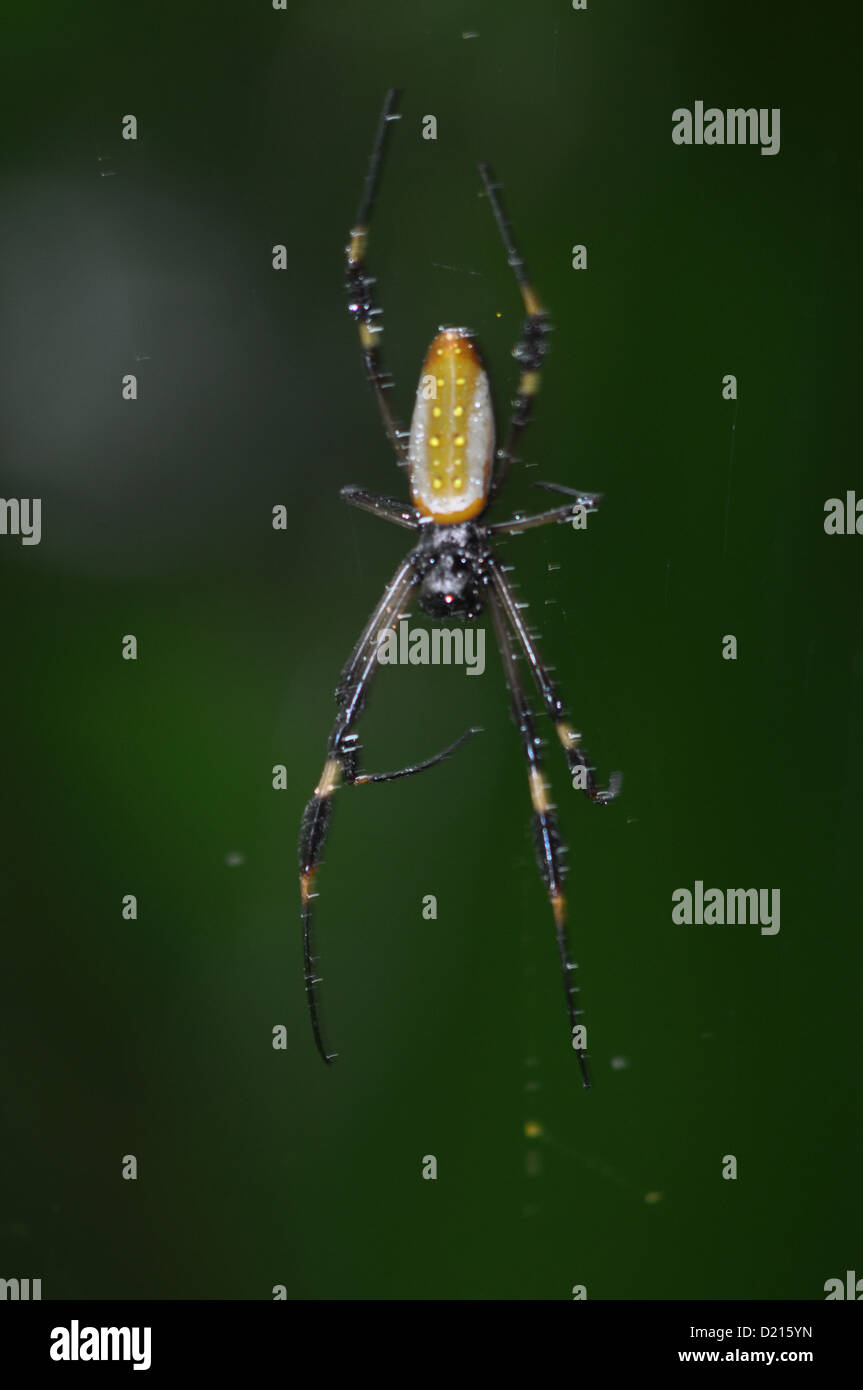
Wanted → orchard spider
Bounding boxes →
[298,90,620,1087]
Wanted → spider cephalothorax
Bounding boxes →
[297,90,620,1088]
[412,521,490,621]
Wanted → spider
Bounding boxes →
[298,90,620,1088]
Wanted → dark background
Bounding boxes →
[1,0,860,1299]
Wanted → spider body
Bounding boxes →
[412,521,489,620]
[409,327,494,523]
[298,91,620,1087]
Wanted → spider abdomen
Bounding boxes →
[408,327,494,524]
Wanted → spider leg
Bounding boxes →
[299,559,416,1062]
[340,486,421,531]
[345,89,409,466]
[478,163,551,503]
[298,561,479,1063]
[335,557,415,705]
[532,480,603,502]
[488,589,591,1087]
[490,559,622,804]
[487,484,603,536]
[354,726,483,784]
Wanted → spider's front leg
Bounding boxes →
[486,481,603,537]
[345,89,409,465]
[339,485,421,531]
[478,163,552,503]
[298,557,480,1064]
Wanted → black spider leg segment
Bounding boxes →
[345,89,409,466]
[533,480,603,503]
[355,726,483,784]
[487,484,603,536]
[336,557,415,707]
[340,485,421,531]
[488,589,591,1088]
[299,558,417,1063]
[489,559,622,804]
[478,162,552,503]
[299,561,479,1063]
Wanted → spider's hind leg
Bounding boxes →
[490,559,621,804]
[488,589,592,1087]
[299,558,416,1063]
[298,558,481,1064]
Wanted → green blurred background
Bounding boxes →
[1,0,860,1299]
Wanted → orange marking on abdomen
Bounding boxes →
[408,328,494,524]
